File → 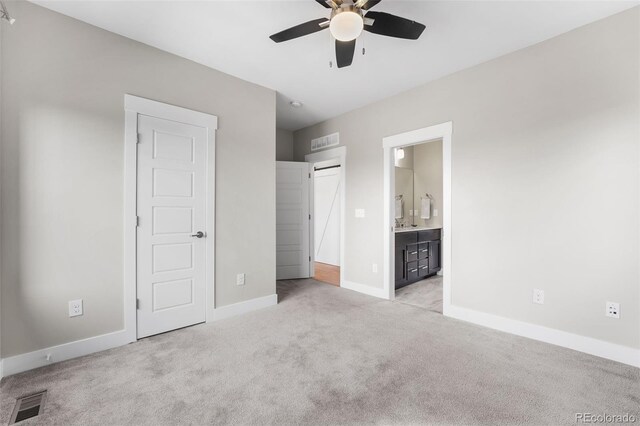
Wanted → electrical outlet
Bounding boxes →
[433,209,439,217]
[236,273,245,286]
[68,299,83,317]
[606,301,620,319]
[532,289,544,305]
[372,263,378,273]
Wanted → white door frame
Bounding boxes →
[382,122,452,313]
[305,146,346,287]
[123,94,217,342]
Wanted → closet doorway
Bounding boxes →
[306,147,346,287]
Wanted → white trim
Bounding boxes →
[305,146,346,287]
[0,293,278,378]
[382,122,453,307]
[341,280,387,299]
[342,280,388,299]
[124,95,218,130]
[1,330,131,377]
[124,94,217,338]
[447,305,640,367]
[208,294,278,322]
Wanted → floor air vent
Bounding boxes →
[10,391,47,424]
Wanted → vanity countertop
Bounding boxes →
[394,226,442,233]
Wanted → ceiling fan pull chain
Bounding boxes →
[328,30,334,68]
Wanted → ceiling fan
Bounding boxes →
[269,0,426,68]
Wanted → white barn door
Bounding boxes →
[136,115,207,338]
[276,162,311,280]
[314,167,341,266]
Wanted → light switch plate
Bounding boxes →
[68,299,83,317]
[355,209,365,218]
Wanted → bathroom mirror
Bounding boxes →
[394,141,444,229]
[394,166,414,226]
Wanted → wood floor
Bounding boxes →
[314,262,340,286]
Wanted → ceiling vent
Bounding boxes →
[311,133,339,151]
[10,391,47,424]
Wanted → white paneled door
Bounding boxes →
[137,115,207,338]
[276,162,311,280]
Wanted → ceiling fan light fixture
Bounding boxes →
[330,10,364,42]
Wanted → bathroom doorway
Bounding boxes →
[393,141,444,313]
[382,122,452,315]
[306,147,346,287]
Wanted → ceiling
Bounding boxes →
[32,0,637,130]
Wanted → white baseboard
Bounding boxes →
[342,280,389,299]
[209,293,278,322]
[0,294,279,379]
[446,305,640,368]
[0,330,132,379]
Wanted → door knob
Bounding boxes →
[191,231,205,238]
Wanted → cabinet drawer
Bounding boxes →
[418,243,429,259]
[407,261,419,281]
[418,263,429,277]
[418,229,441,243]
[406,244,419,262]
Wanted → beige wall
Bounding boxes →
[1,2,276,357]
[294,9,639,349]
[276,128,294,161]
[413,141,443,229]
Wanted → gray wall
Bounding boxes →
[276,128,294,161]
[294,9,639,349]
[1,2,276,357]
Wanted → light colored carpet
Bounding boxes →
[395,275,443,313]
[1,279,638,425]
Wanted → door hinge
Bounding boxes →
[136,298,140,309]
[309,214,311,220]
[309,172,311,179]
[309,256,311,262]
[136,133,141,144]
[136,216,140,227]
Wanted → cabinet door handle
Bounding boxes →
[410,251,418,255]
[410,269,418,273]
[421,249,428,253]
[420,266,428,270]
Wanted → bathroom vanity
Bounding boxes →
[395,228,441,289]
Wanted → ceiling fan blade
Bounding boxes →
[364,11,426,40]
[335,39,356,68]
[315,0,342,8]
[270,18,329,43]
[359,0,381,10]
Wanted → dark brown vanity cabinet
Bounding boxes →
[395,229,441,289]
